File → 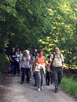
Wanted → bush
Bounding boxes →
[0,72,2,79]
[0,53,7,80]
[60,74,77,98]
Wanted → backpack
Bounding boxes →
[50,54,62,70]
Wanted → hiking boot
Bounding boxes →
[55,88,59,93]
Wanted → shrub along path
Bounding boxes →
[0,61,77,102]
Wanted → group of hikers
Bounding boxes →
[9,47,64,93]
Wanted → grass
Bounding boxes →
[60,73,77,99]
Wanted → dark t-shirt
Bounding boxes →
[9,52,15,59]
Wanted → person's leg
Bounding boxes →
[46,72,48,85]
[48,72,50,85]
[58,67,63,85]
[26,68,28,82]
[29,65,32,80]
[27,68,30,83]
[17,62,20,75]
[14,62,16,76]
[11,62,14,73]
[34,72,38,86]
[26,68,30,83]
[53,68,58,92]
[41,69,44,87]
[21,68,25,83]
[35,72,38,84]
[51,72,53,84]
[36,71,41,88]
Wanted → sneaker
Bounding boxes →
[30,78,31,81]
[37,88,40,91]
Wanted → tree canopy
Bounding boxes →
[0,0,77,67]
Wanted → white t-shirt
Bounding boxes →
[21,55,30,68]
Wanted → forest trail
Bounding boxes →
[0,62,77,102]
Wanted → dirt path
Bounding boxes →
[0,62,77,102]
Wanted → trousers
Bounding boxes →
[36,69,44,88]
[53,67,63,90]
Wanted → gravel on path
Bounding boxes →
[0,61,77,102]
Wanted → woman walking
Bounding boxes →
[20,50,30,84]
[33,50,47,91]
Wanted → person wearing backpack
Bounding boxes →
[9,48,15,73]
[47,47,64,93]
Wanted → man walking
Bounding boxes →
[9,48,15,73]
[48,47,64,93]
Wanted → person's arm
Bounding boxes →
[47,62,51,72]
[9,55,14,62]
[47,54,53,72]
[47,61,51,68]
[44,56,47,68]
[20,59,23,67]
[20,55,23,67]
[61,54,64,68]
[27,55,30,61]
[44,56,50,72]
[33,57,37,74]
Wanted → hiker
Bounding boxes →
[34,49,37,57]
[32,49,37,75]
[47,47,64,93]
[46,61,52,86]
[17,49,20,55]
[9,48,15,73]
[27,48,32,80]
[33,50,47,91]
[19,50,23,69]
[13,51,20,76]
[46,54,53,85]
[33,50,40,86]
[19,50,23,60]
[20,50,30,84]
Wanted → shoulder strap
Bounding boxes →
[52,54,55,63]
[59,54,62,60]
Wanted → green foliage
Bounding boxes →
[0,53,7,80]
[0,0,77,67]
[0,72,2,80]
[60,73,77,98]
[0,53,7,72]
